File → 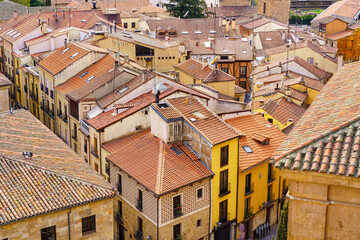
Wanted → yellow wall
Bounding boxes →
[253,108,288,130]
[325,19,347,37]
[290,83,320,105]
[337,28,360,62]
[211,138,239,227]
[121,17,140,31]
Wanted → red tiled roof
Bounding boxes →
[0,156,115,225]
[103,129,150,153]
[258,31,285,50]
[0,13,35,35]
[167,97,240,145]
[226,113,286,171]
[241,18,271,29]
[312,0,360,22]
[273,61,360,161]
[279,85,308,102]
[151,103,182,120]
[0,72,12,87]
[107,131,213,195]
[37,43,91,75]
[25,28,67,46]
[326,30,353,40]
[1,14,40,43]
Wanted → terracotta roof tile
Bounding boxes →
[107,132,213,195]
[312,0,360,22]
[151,103,182,121]
[1,14,40,43]
[37,42,91,75]
[103,129,150,153]
[24,28,67,46]
[167,97,240,145]
[0,72,12,87]
[226,113,286,171]
[258,31,285,50]
[273,61,360,160]
[326,30,353,40]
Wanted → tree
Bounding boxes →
[277,200,289,240]
[30,0,43,6]
[164,0,207,19]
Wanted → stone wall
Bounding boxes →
[0,198,114,240]
[257,0,291,24]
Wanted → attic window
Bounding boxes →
[118,86,128,94]
[266,38,272,41]
[170,146,183,155]
[210,30,216,34]
[13,33,21,39]
[62,48,70,54]
[243,145,253,153]
[181,31,189,35]
[79,71,89,78]
[71,52,79,58]
[252,133,270,145]
[85,75,95,82]
[195,30,202,34]
[192,111,205,119]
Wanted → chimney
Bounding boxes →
[64,38,67,48]
[12,10,18,19]
[41,21,48,34]
[38,19,41,26]
[337,54,344,70]
[165,33,169,41]
[92,0,97,9]
[231,17,236,30]
[179,42,185,53]
[202,58,208,69]
[63,10,65,18]
[155,90,160,103]
[26,7,29,14]
[142,68,147,82]
[282,31,285,40]
[285,85,292,103]
[275,83,280,91]
[222,17,226,26]
[50,35,55,51]
[225,18,230,32]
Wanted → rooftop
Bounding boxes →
[1,14,40,43]
[226,113,286,171]
[106,131,213,195]
[312,0,360,22]
[258,31,285,50]
[167,97,241,145]
[0,72,12,87]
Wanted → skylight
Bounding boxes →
[7,29,15,35]
[85,75,95,82]
[62,47,70,54]
[79,71,89,78]
[265,123,272,128]
[170,147,183,155]
[9,31,17,37]
[266,38,272,41]
[192,111,205,119]
[189,118,197,122]
[195,30,201,34]
[13,33,21,39]
[118,86,128,94]
[242,38,248,42]
[243,145,253,153]
[242,50,247,54]
[181,31,189,35]
[210,30,216,34]
[71,52,79,58]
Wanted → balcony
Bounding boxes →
[24,85,27,93]
[45,87,49,95]
[244,207,253,219]
[173,205,182,218]
[219,212,230,223]
[50,90,53,99]
[136,199,143,211]
[134,228,143,240]
[245,183,254,196]
[268,171,276,184]
[219,183,231,197]
[80,120,90,136]
[114,211,123,225]
[117,184,122,195]
[91,146,98,158]
[40,84,43,91]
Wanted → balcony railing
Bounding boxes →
[268,171,276,183]
[267,193,275,203]
[50,90,53,99]
[117,184,122,195]
[114,211,123,225]
[219,182,231,197]
[80,120,90,136]
[24,85,27,93]
[173,205,182,218]
[45,87,49,95]
[244,207,253,219]
[91,146,98,158]
[245,183,254,196]
[134,228,143,240]
[136,199,143,211]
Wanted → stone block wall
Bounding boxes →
[257,0,291,24]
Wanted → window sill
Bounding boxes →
[267,178,275,184]
[173,213,183,219]
[81,230,97,238]
[219,191,230,197]
[245,191,253,196]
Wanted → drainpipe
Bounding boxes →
[157,197,159,240]
[208,177,212,239]
[277,176,281,224]
[68,207,72,240]
[235,137,240,240]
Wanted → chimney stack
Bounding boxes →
[12,10,18,19]
[225,18,230,32]
[337,54,344,70]
[142,68,147,83]
[285,85,292,103]
[155,90,160,103]
[231,17,236,30]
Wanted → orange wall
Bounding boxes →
[325,20,347,37]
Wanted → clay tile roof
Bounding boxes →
[55,54,115,97]
[151,103,182,121]
[258,31,285,49]
[103,129,151,153]
[312,0,360,22]
[24,28,67,46]
[326,30,353,40]
[288,72,325,91]
[138,5,167,13]
[37,43,91,76]
[293,56,331,79]
[166,97,241,145]
[0,156,115,226]
[226,113,286,171]
[0,72,12,87]
[279,85,308,102]
[204,69,235,82]
[235,85,246,94]
[262,98,307,125]
[273,61,360,162]
[241,18,271,29]
[252,132,270,142]
[107,132,213,195]
[1,14,40,43]
[0,13,36,35]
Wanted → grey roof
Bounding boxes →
[0,0,53,21]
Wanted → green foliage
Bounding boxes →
[164,0,207,19]
[9,0,30,6]
[276,200,289,240]
[289,14,316,25]
[30,0,43,6]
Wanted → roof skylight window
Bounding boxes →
[195,30,202,34]
[9,31,17,37]
[210,30,216,34]
[242,50,247,54]
[79,71,89,78]
[71,52,79,58]
[242,38,248,41]
[266,38,272,41]
[85,75,95,82]
[170,147,183,155]
[118,86,129,94]
[243,145,253,153]
[13,33,21,39]
[192,111,205,119]
[7,29,15,35]
[181,31,189,35]
[62,47,70,54]
[265,123,272,128]
[189,117,197,122]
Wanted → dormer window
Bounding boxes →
[252,133,270,145]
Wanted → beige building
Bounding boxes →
[257,0,291,24]
[0,109,116,240]
[273,61,360,239]
[0,72,12,112]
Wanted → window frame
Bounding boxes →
[82,215,96,235]
[41,225,56,240]
[219,199,228,223]
[220,145,229,167]
[219,169,229,196]
[196,187,203,200]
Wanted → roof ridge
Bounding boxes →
[1,155,115,191]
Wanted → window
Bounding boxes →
[243,145,253,153]
[268,163,275,183]
[220,145,229,167]
[84,139,87,154]
[219,170,229,196]
[319,23,326,33]
[137,189,143,211]
[173,224,181,240]
[197,219,201,227]
[268,118,273,124]
[263,3,266,14]
[117,173,122,194]
[173,195,182,217]
[267,185,273,202]
[219,199,228,223]
[93,135,98,155]
[240,66,247,77]
[94,163,99,172]
[221,67,228,73]
[307,57,314,65]
[131,22,136,28]
[41,226,56,240]
[244,197,251,216]
[245,173,253,195]
[82,215,96,235]
[124,23,128,28]
[197,188,203,199]
[136,217,143,239]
